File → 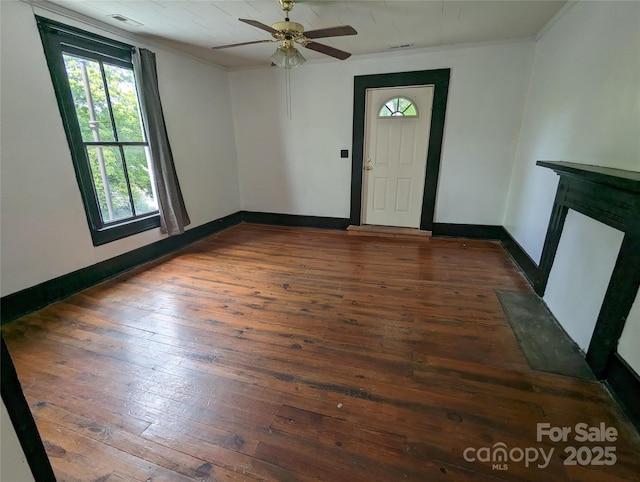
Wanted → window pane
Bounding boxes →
[385,99,396,112]
[63,54,115,142]
[398,97,412,112]
[104,64,145,142]
[379,105,392,117]
[123,146,157,214]
[378,97,418,118]
[87,146,132,222]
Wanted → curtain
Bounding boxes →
[132,48,190,235]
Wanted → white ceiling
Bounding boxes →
[38,0,567,69]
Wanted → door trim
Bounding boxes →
[350,69,450,230]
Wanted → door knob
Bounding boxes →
[364,157,373,171]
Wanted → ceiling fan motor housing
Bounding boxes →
[272,21,304,38]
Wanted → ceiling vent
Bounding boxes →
[110,14,143,27]
[388,43,413,50]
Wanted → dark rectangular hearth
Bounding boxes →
[496,290,594,380]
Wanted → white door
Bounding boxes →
[362,86,434,228]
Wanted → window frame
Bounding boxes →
[37,16,160,246]
[378,96,419,118]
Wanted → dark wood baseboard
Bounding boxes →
[431,224,542,289]
[501,229,541,287]
[240,211,350,230]
[432,223,508,240]
[1,334,56,481]
[605,353,640,432]
[0,211,242,325]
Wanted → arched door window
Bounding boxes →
[378,96,418,117]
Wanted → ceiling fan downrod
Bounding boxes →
[272,0,303,41]
[280,0,296,18]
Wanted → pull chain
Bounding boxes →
[285,68,292,120]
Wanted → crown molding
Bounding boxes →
[536,0,580,40]
[228,36,536,72]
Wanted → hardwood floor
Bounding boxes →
[3,224,639,481]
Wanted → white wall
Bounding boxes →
[0,0,240,296]
[1,400,36,482]
[230,41,534,222]
[503,1,640,353]
[618,289,640,375]
[504,1,640,262]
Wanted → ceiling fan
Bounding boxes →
[212,0,357,68]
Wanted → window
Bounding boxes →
[37,17,160,245]
[378,96,418,117]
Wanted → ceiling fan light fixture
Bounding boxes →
[215,2,355,65]
[271,46,306,69]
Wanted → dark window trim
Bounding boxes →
[36,16,160,246]
[37,16,134,61]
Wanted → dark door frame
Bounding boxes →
[349,69,450,230]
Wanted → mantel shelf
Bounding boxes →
[536,160,640,193]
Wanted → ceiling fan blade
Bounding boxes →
[304,25,357,39]
[239,18,280,35]
[212,39,277,50]
[304,41,351,60]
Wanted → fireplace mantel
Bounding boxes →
[537,161,640,192]
[535,160,639,425]
[536,162,639,267]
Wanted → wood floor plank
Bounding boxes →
[3,224,639,481]
[36,419,200,482]
[30,401,233,481]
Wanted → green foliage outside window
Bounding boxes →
[63,54,156,223]
[379,97,418,117]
